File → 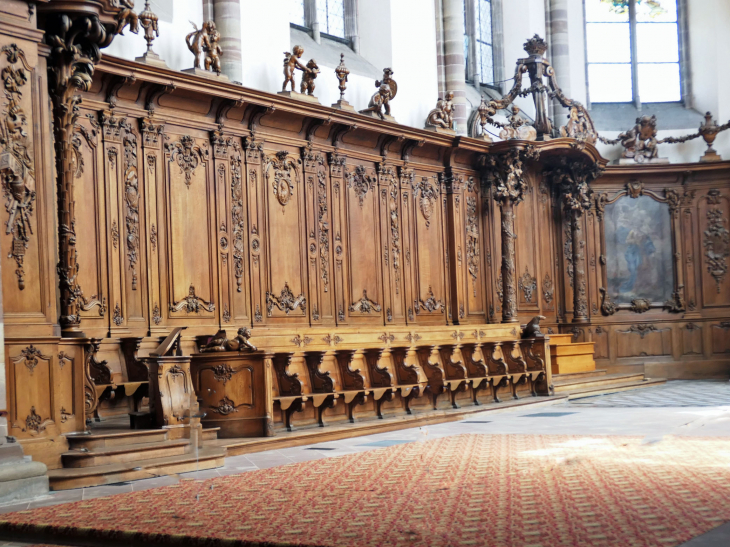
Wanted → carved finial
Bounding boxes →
[523,34,548,56]
[139,2,159,54]
[335,53,350,100]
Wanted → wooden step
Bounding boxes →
[553,369,608,382]
[567,378,667,399]
[550,342,596,357]
[49,446,227,491]
[66,429,168,450]
[553,372,645,393]
[548,334,574,346]
[61,439,190,468]
[202,427,220,441]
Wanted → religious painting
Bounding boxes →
[605,195,674,303]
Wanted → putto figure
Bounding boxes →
[186,21,223,75]
[300,59,320,96]
[361,83,393,120]
[618,115,660,162]
[201,327,258,353]
[282,46,309,92]
[425,91,455,130]
[375,68,398,101]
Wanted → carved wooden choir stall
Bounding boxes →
[0,1,728,489]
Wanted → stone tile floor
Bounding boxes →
[1,380,729,546]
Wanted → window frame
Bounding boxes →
[464,0,502,91]
[288,0,355,50]
[583,0,690,108]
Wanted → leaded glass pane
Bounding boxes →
[318,0,345,37]
[586,23,631,63]
[638,63,680,102]
[588,64,633,102]
[479,42,494,85]
[478,0,492,44]
[585,0,629,22]
[289,0,305,26]
[636,0,677,22]
[637,22,679,62]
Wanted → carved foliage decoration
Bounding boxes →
[518,267,537,303]
[317,171,330,293]
[418,286,444,313]
[266,282,306,316]
[122,122,140,289]
[0,44,35,290]
[704,206,729,293]
[17,345,48,375]
[465,196,479,297]
[267,151,297,209]
[347,165,374,207]
[630,298,652,313]
[349,290,382,314]
[230,150,245,293]
[622,324,658,338]
[542,273,554,305]
[412,176,439,227]
[169,284,215,313]
[166,135,205,187]
[384,167,401,293]
[599,287,618,316]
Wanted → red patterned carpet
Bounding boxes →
[3,434,730,547]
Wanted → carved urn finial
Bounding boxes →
[523,34,548,57]
[139,1,159,54]
[698,111,729,162]
[335,53,350,100]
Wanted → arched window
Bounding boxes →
[464,0,496,86]
[585,0,683,104]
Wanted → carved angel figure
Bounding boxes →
[186,21,223,74]
[560,103,597,144]
[201,327,258,353]
[618,115,660,162]
[282,46,309,92]
[425,91,455,130]
[300,59,320,96]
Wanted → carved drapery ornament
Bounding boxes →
[349,290,382,313]
[0,45,36,291]
[169,284,215,313]
[346,165,374,207]
[704,207,729,293]
[266,282,306,316]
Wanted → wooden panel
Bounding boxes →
[711,323,730,355]
[592,325,609,360]
[616,324,672,358]
[681,323,703,357]
[698,190,730,307]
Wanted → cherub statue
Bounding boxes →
[300,59,320,96]
[560,103,597,144]
[115,1,140,36]
[282,46,308,92]
[618,115,659,162]
[186,21,223,74]
[498,105,537,141]
[361,83,392,120]
[375,68,397,101]
[201,327,258,353]
[425,91,455,130]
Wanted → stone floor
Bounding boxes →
[1,380,729,546]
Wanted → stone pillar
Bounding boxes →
[548,0,570,121]
[434,0,447,97]
[203,0,215,21]
[213,0,243,83]
[344,0,359,53]
[442,0,468,135]
[487,149,528,323]
[305,0,321,43]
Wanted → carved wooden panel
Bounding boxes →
[681,323,703,357]
[591,326,609,360]
[711,322,730,355]
[616,324,672,358]
[157,131,218,328]
[463,177,486,318]
[408,172,448,324]
[379,164,405,324]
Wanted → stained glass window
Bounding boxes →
[318,0,345,38]
[288,0,305,26]
[586,0,681,103]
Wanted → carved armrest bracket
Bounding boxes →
[272,353,303,397]
[304,351,334,393]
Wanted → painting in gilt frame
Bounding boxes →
[605,195,674,304]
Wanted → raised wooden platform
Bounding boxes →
[552,369,667,399]
[550,334,596,374]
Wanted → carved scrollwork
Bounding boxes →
[417,286,444,313]
[518,267,537,303]
[230,152,245,293]
[22,407,50,434]
[412,176,439,227]
[16,345,49,375]
[704,207,729,293]
[113,302,123,326]
[291,334,313,348]
[317,171,330,293]
[169,284,215,313]
[166,135,205,187]
[378,332,395,344]
[349,290,382,313]
[122,122,140,289]
[405,332,422,344]
[630,298,652,313]
[599,287,618,316]
[346,165,375,207]
[622,324,659,338]
[542,273,554,305]
[383,166,401,294]
[664,285,686,313]
[212,397,241,415]
[0,44,35,291]
[152,302,162,325]
[266,282,306,316]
